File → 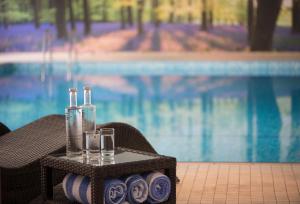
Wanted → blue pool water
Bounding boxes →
[0,61,300,162]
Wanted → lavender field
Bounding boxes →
[1,23,300,52]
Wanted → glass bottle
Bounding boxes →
[82,86,96,155]
[65,88,83,157]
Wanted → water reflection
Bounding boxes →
[0,63,300,162]
[151,76,161,132]
[201,93,213,161]
[246,80,253,162]
[288,90,300,160]
[248,78,282,162]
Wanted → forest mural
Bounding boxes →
[0,0,299,52]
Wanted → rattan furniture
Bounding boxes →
[0,115,160,204]
[0,122,10,137]
[97,123,157,155]
[0,115,66,204]
[40,147,176,204]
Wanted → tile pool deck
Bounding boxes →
[1,52,300,64]
[176,163,300,204]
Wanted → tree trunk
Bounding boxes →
[55,0,67,39]
[292,0,300,33]
[48,0,54,25]
[151,0,155,24]
[137,0,144,35]
[49,0,54,8]
[250,0,282,51]
[102,0,107,22]
[83,0,91,35]
[201,0,208,31]
[31,0,40,29]
[153,0,160,27]
[20,1,29,12]
[169,0,174,23]
[208,0,213,28]
[1,0,8,28]
[120,6,126,29]
[208,10,213,27]
[68,0,76,30]
[247,0,254,43]
[188,0,193,23]
[127,6,133,26]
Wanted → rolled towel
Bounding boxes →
[124,174,148,203]
[104,179,127,204]
[145,172,171,203]
[63,173,91,204]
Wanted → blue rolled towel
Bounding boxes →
[104,179,127,204]
[63,174,127,204]
[63,173,91,204]
[124,174,148,203]
[145,172,171,203]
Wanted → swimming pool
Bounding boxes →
[0,61,300,162]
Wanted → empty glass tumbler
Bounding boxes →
[86,130,100,159]
[100,128,115,161]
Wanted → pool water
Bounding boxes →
[0,61,300,162]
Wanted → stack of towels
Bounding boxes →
[62,172,171,204]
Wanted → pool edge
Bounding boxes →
[0,52,300,64]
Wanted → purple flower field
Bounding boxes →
[0,22,299,52]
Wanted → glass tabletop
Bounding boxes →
[53,148,159,167]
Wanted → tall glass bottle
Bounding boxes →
[82,86,96,155]
[65,88,83,157]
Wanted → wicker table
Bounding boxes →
[40,147,176,204]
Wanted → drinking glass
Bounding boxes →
[100,128,115,161]
[86,130,100,160]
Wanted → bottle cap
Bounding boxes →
[84,86,91,90]
[69,88,77,92]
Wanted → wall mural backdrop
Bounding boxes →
[0,0,299,52]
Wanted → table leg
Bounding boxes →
[165,166,176,203]
[91,176,103,204]
[41,166,53,201]
[0,169,2,204]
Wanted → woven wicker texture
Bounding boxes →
[40,148,176,204]
[0,115,164,203]
[0,114,66,203]
[97,122,157,154]
[0,115,65,168]
[0,122,10,137]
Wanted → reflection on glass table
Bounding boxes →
[55,148,159,167]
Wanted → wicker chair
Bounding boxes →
[0,115,160,204]
[0,122,10,136]
[97,122,157,154]
[0,115,66,204]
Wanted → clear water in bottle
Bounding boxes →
[65,88,83,157]
[81,86,96,155]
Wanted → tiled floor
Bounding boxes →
[176,163,300,204]
[1,52,300,64]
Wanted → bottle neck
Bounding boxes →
[69,91,77,107]
[84,89,91,105]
